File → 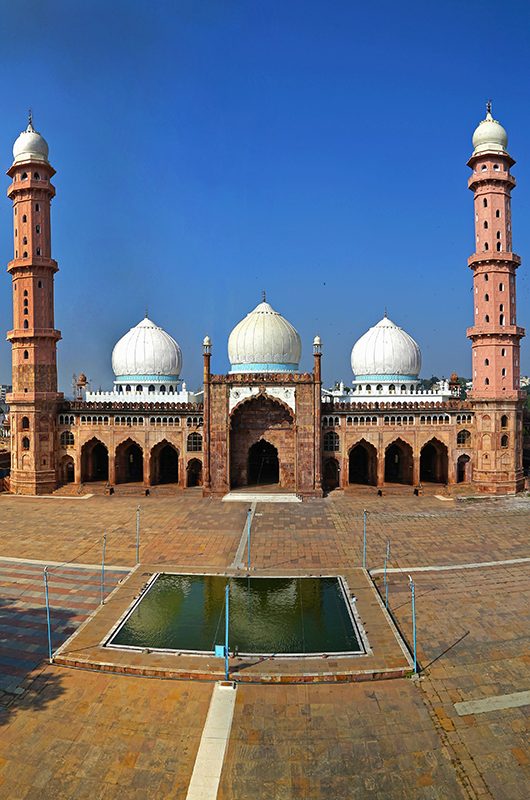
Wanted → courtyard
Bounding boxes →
[0,490,528,799]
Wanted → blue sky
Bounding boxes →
[1,0,530,393]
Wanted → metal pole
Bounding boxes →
[409,575,417,674]
[247,507,251,571]
[224,583,230,681]
[101,533,107,605]
[362,509,367,569]
[384,540,390,609]
[43,567,52,663]
[135,505,140,565]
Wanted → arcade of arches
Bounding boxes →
[325,437,469,490]
[77,438,202,488]
[230,395,294,489]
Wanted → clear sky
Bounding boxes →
[1,0,530,394]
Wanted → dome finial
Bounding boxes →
[262,289,266,302]
[27,108,34,130]
[145,306,148,319]
[384,306,388,318]
[486,99,492,116]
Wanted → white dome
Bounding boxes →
[228,300,301,373]
[13,120,49,164]
[111,317,182,381]
[472,109,508,155]
[351,316,421,379]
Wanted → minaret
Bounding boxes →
[467,103,525,493]
[6,113,62,494]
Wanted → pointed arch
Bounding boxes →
[187,458,203,487]
[150,439,179,485]
[81,437,109,482]
[115,437,144,483]
[348,439,377,485]
[420,437,448,483]
[384,438,413,485]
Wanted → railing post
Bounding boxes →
[43,567,53,663]
[409,575,417,674]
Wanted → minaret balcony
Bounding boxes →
[467,324,525,339]
[468,170,516,190]
[7,257,58,273]
[468,252,521,269]
[7,327,62,342]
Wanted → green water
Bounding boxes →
[109,574,362,655]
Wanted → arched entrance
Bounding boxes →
[323,457,340,491]
[187,458,203,487]
[457,454,471,483]
[60,455,75,484]
[384,439,413,485]
[349,441,377,485]
[150,441,179,485]
[230,395,294,488]
[81,439,109,482]
[115,439,143,483]
[247,440,279,485]
[420,439,448,483]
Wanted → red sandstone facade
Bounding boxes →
[4,109,526,497]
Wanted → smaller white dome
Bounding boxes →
[228,300,301,373]
[13,119,49,164]
[472,107,508,155]
[351,315,421,379]
[112,317,182,381]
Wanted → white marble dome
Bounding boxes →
[472,108,508,155]
[13,120,49,164]
[351,316,421,379]
[111,317,182,381]
[228,300,301,373]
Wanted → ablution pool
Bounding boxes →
[105,573,367,657]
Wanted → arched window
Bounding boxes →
[187,432,203,452]
[457,429,470,445]
[496,231,501,239]
[136,385,143,392]
[160,385,166,393]
[501,348,506,356]
[484,243,489,251]
[501,415,508,428]
[24,308,28,315]
[501,434,508,448]
[485,294,489,301]
[500,314,505,326]
[23,251,28,258]
[22,214,27,222]
[21,173,28,181]
[22,236,27,245]
[23,350,28,359]
[485,377,490,385]
[21,416,30,430]
[23,319,28,329]
[60,431,74,447]
[401,384,406,393]
[484,273,489,281]
[496,209,500,218]
[323,431,340,451]
[485,315,489,323]
[496,242,501,251]
[501,368,506,377]
[148,385,155,393]
[33,172,40,180]
[365,384,371,393]
[36,203,40,212]
[36,248,41,256]
[485,358,489,366]
[483,198,487,207]
[483,220,488,229]
[125,385,131,392]
[22,436,30,450]
[388,385,395,394]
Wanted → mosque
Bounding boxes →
[4,105,526,496]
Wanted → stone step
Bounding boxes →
[222,492,302,503]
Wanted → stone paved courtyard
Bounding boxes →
[0,491,528,798]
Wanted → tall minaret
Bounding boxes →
[6,114,62,494]
[467,103,525,493]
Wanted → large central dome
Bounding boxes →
[228,300,301,373]
[351,315,421,379]
[112,317,182,381]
